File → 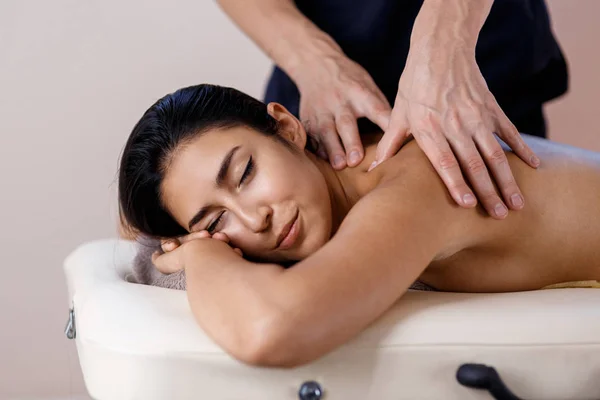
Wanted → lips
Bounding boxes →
[276,210,299,250]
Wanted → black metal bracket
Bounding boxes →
[457,363,522,400]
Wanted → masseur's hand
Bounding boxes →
[296,53,391,169]
[370,44,540,220]
[152,231,242,274]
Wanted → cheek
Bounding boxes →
[223,224,265,260]
[222,213,257,243]
[299,169,333,252]
[245,159,300,206]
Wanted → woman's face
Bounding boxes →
[160,108,333,263]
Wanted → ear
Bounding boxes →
[266,102,307,150]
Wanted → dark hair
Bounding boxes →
[118,84,284,239]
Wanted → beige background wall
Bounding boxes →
[545,1,600,149]
[0,1,598,399]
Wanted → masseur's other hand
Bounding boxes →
[296,53,391,169]
[370,48,541,219]
[152,231,243,274]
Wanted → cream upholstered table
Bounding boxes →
[63,239,600,400]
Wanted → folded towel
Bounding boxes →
[132,236,186,290]
[542,280,600,289]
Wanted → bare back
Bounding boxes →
[352,134,600,292]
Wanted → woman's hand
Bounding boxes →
[370,46,540,219]
[152,231,243,274]
[296,53,391,169]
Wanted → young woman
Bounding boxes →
[118,84,600,368]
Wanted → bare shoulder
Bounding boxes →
[364,138,456,214]
[362,134,600,261]
[352,138,496,258]
[330,141,469,266]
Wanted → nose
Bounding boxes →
[237,205,272,233]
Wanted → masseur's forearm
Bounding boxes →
[409,0,493,54]
[216,0,344,86]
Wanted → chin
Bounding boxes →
[252,225,330,264]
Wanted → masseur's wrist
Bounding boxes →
[409,0,493,55]
[282,33,346,90]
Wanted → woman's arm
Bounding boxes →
[184,159,469,367]
[255,182,455,366]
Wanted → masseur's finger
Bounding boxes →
[450,134,507,219]
[317,114,347,170]
[303,118,328,160]
[335,109,363,167]
[370,115,410,171]
[416,130,478,209]
[494,109,541,169]
[475,130,524,211]
[355,91,391,132]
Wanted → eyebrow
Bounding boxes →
[187,145,241,231]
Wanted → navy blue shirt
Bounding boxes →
[264,0,568,137]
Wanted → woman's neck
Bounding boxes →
[305,132,389,236]
[308,151,373,236]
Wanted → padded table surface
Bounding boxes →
[64,239,600,399]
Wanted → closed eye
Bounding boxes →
[207,211,225,234]
[206,157,253,234]
[239,156,254,187]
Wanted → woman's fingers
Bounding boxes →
[178,230,211,245]
[161,239,179,253]
[152,231,238,275]
[161,231,212,253]
[161,230,212,253]
[151,250,160,264]
[211,232,230,243]
[152,250,183,274]
[210,232,243,257]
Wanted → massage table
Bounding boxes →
[63,239,600,399]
